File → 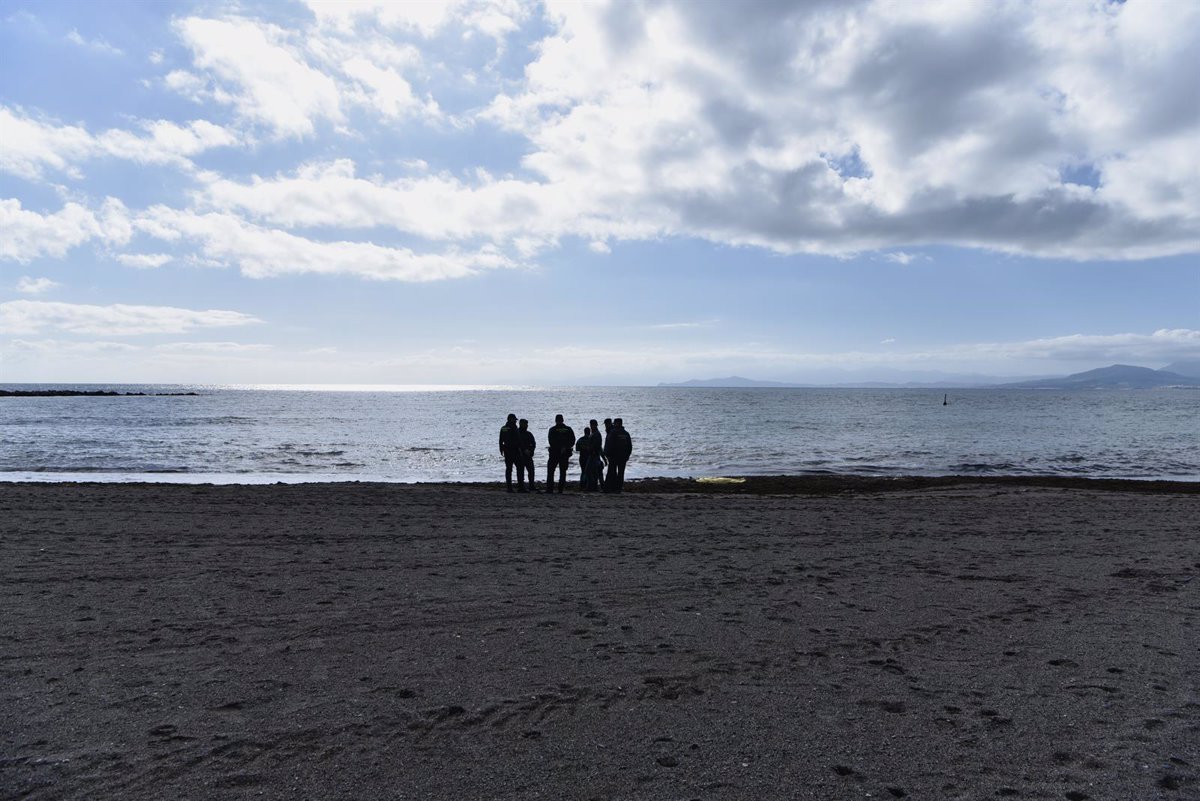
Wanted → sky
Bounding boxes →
[1,0,1198,385]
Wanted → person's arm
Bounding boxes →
[499,428,505,454]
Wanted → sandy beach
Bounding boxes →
[3,480,1198,800]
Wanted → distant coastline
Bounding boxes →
[660,363,1200,390]
[0,390,200,397]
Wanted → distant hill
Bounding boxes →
[658,376,809,388]
[1161,359,1200,378]
[1001,364,1200,389]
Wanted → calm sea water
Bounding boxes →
[1,384,1197,483]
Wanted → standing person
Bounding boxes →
[499,413,519,492]
[575,425,593,489]
[583,419,605,491]
[601,418,614,492]
[604,417,633,493]
[517,418,536,492]
[545,414,576,494]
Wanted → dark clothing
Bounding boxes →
[576,435,597,490]
[499,422,518,490]
[547,450,570,491]
[604,425,632,493]
[518,429,536,489]
[547,424,576,453]
[499,423,518,456]
[546,423,575,492]
[604,426,631,461]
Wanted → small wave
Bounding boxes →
[295,449,346,457]
[949,462,1019,473]
[405,446,445,452]
[17,465,192,474]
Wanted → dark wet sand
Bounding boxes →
[3,480,1198,800]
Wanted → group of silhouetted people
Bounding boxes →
[498,414,633,494]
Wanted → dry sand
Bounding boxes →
[2,481,1198,800]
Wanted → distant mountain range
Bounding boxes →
[660,376,808,388]
[661,363,1200,389]
[999,364,1200,389]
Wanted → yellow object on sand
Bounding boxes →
[696,476,747,485]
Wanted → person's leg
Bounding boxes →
[545,455,556,493]
[516,459,527,491]
[525,456,536,490]
[615,460,626,492]
[505,455,514,491]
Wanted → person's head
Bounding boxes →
[582,425,590,435]
[555,414,564,424]
[518,418,528,430]
[589,419,598,429]
[614,417,623,428]
[603,418,612,430]
[507,413,517,424]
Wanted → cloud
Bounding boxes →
[0,198,131,262]
[173,17,344,137]
[66,29,124,56]
[472,0,1200,260]
[15,276,61,295]
[0,300,262,336]
[4,338,141,355]
[648,320,716,330]
[302,0,529,40]
[152,341,272,353]
[0,105,241,180]
[115,253,172,269]
[134,206,518,281]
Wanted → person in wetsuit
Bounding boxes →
[517,418,536,492]
[545,414,576,494]
[604,417,632,493]
[499,413,519,492]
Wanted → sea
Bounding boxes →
[1,384,1197,483]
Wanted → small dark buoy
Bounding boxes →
[942,394,948,406]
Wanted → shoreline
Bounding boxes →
[2,472,1199,493]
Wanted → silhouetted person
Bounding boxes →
[576,425,603,491]
[517,418,536,492]
[582,418,605,491]
[545,414,576,494]
[604,417,632,493]
[601,418,614,492]
[499,413,519,492]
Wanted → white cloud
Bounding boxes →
[115,253,172,269]
[173,17,343,137]
[4,338,141,355]
[153,341,272,353]
[0,198,131,262]
[15,276,61,295]
[649,320,715,330]
[66,29,124,56]
[303,0,528,39]
[883,252,917,265]
[469,0,1200,260]
[0,300,262,336]
[134,205,518,281]
[0,105,241,180]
